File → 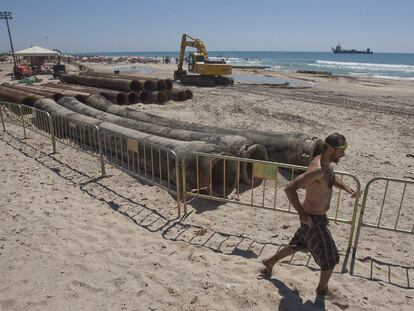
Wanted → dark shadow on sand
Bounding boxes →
[351,255,414,289]
[262,276,326,311]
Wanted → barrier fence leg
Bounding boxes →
[19,105,27,139]
[182,160,187,215]
[0,106,5,132]
[350,187,369,275]
[97,128,106,176]
[48,114,56,154]
[175,159,181,218]
[341,181,362,273]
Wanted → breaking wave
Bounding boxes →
[371,75,414,80]
[311,60,414,73]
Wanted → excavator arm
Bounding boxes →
[176,34,208,72]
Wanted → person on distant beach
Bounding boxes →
[262,132,356,295]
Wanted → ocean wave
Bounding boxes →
[269,65,281,70]
[209,57,240,62]
[372,75,414,81]
[348,72,414,80]
[220,57,263,65]
[311,60,414,72]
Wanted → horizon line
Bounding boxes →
[65,49,414,55]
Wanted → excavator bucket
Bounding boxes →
[173,69,187,80]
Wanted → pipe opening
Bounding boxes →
[165,79,173,90]
[75,94,88,102]
[239,144,268,187]
[143,80,157,92]
[156,80,167,91]
[127,92,139,104]
[130,80,143,92]
[116,93,127,105]
[52,93,64,101]
[22,97,36,107]
[155,92,168,105]
[191,155,237,197]
[208,156,237,197]
[184,89,193,99]
[139,91,151,104]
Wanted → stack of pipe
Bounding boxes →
[80,71,192,104]
[61,73,171,105]
[34,97,102,140]
[80,94,323,170]
[139,90,168,105]
[80,71,173,91]
[81,72,171,104]
[43,82,135,105]
[78,94,267,186]
[80,71,162,91]
[34,97,237,196]
[60,73,142,92]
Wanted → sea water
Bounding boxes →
[210,51,414,80]
[76,51,414,80]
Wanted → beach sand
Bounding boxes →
[0,62,413,310]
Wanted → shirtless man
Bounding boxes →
[262,132,356,295]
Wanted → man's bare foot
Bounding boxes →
[316,285,328,296]
[261,259,273,276]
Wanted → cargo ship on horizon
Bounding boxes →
[331,43,373,54]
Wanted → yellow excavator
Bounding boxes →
[174,34,234,87]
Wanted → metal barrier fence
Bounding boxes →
[1,101,56,153]
[98,126,181,214]
[0,101,181,216]
[50,113,105,175]
[350,177,414,275]
[182,152,361,271]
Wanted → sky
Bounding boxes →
[1,0,413,53]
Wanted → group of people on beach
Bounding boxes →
[262,132,356,295]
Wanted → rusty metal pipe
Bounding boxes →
[127,91,140,104]
[79,94,322,167]
[139,90,151,104]
[55,96,237,195]
[155,80,167,91]
[60,74,142,92]
[0,86,40,106]
[81,72,172,90]
[35,85,89,102]
[167,89,187,101]
[44,82,128,105]
[184,89,193,99]
[81,94,268,186]
[140,80,156,92]
[2,83,63,101]
[150,91,168,105]
[165,79,173,90]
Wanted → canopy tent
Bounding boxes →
[15,45,60,57]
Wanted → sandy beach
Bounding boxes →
[1,61,413,310]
